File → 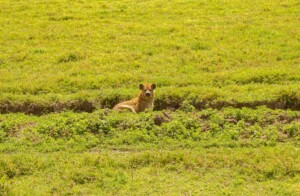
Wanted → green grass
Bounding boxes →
[0,0,300,194]
[0,0,299,112]
[0,107,300,194]
[1,147,300,195]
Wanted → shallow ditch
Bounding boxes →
[0,98,299,116]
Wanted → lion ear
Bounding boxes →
[139,84,144,90]
[151,83,156,90]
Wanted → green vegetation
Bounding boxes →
[0,0,299,113]
[0,0,299,195]
[0,107,300,194]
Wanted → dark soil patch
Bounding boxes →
[0,100,95,115]
[153,111,172,126]
[0,98,299,115]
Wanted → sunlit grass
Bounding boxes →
[0,0,299,110]
[0,107,299,194]
[0,0,299,194]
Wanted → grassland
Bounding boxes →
[0,0,300,195]
[0,0,299,113]
[1,107,300,195]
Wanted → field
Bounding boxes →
[0,0,300,195]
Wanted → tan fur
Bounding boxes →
[113,84,156,113]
